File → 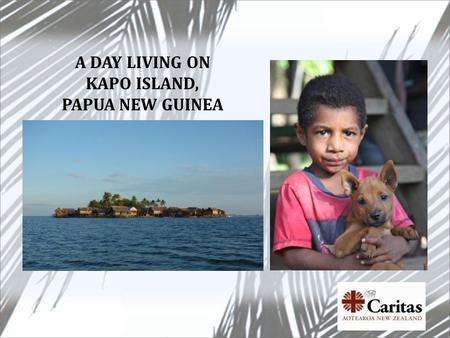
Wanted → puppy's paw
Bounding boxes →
[403,228,419,240]
[334,239,348,258]
[335,249,345,258]
[362,244,377,259]
[392,227,419,240]
[361,243,368,251]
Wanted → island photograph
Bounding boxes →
[54,192,226,218]
[23,121,263,271]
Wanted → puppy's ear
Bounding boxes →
[341,170,360,196]
[379,160,398,191]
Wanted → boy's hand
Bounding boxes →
[338,253,371,270]
[357,235,410,265]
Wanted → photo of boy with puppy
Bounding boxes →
[271,61,427,270]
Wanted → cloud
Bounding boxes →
[67,172,86,179]
[101,177,121,183]
[100,172,128,183]
[67,171,130,184]
[108,172,124,178]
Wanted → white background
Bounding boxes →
[1,1,448,337]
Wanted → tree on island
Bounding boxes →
[139,198,150,208]
[86,193,167,209]
[119,198,131,206]
[131,195,138,207]
[112,194,121,205]
[101,192,112,208]
[88,200,102,208]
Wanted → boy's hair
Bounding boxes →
[297,74,367,130]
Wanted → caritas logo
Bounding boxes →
[337,283,426,331]
[341,290,365,313]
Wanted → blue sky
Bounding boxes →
[23,121,263,216]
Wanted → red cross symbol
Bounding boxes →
[342,290,365,312]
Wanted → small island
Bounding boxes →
[54,192,226,218]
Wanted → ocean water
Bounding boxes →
[23,216,263,271]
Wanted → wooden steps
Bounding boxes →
[270,97,388,116]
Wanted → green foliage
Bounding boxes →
[139,198,150,208]
[101,192,112,208]
[300,60,333,77]
[111,194,121,205]
[300,60,334,85]
[88,199,102,208]
[120,198,131,206]
[88,193,166,208]
[130,195,137,207]
[274,60,289,70]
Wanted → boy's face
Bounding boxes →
[296,104,367,177]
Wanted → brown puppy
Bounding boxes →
[334,160,418,269]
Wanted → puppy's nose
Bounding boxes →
[369,210,383,221]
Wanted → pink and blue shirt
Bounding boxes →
[273,165,413,255]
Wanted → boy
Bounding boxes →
[272,74,418,270]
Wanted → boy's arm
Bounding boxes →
[359,235,418,265]
[282,247,370,270]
